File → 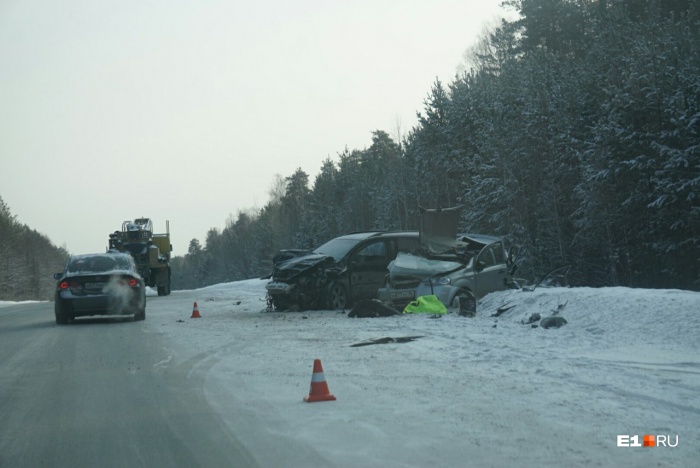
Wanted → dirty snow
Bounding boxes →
[0,300,42,308]
[139,280,700,467]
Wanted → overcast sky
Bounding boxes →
[1,0,510,256]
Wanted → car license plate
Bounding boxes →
[390,290,415,301]
[84,282,106,290]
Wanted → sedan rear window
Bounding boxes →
[67,255,131,273]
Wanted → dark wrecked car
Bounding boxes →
[378,206,520,311]
[266,231,419,311]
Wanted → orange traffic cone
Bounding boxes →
[304,359,336,402]
[191,301,201,318]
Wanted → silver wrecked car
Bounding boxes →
[378,207,519,311]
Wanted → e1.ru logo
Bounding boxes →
[617,435,679,447]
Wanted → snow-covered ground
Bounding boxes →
[5,281,697,465]
[0,300,42,308]
[143,280,699,467]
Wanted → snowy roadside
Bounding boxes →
[0,300,44,308]
[131,281,700,466]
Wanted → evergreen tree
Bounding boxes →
[0,195,69,300]
[169,0,700,291]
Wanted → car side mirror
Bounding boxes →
[475,261,486,272]
[53,272,63,280]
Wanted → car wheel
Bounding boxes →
[270,296,293,311]
[453,289,476,317]
[134,307,146,321]
[451,289,465,308]
[326,282,348,310]
[55,303,69,325]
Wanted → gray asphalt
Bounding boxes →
[0,301,258,468]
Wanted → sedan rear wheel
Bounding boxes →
[134,307,146,321]
[55,303,69,325]
[326,282,348,310]
[134,294,146,321]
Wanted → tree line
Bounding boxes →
[4,1,696,299]
[0,196,69,300]
[174,0,699,292]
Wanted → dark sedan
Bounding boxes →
[53,253,146,324]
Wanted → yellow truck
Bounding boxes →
[108,218,172,296]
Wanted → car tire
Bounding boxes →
[325,282,348,310]
[55,303,69,325]
[134,307,146,321]
[271,296,296,311]
[453,289,476,317]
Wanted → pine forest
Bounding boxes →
[2,1,699,299]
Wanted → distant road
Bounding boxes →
[0,301,257,468]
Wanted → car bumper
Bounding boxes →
[56,290,144,317]
[266,281,294,295]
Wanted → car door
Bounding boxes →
[473,241,509,296]
[348,239,390,302]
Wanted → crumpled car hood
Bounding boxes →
[388,252,466,279]
[272,253,335,281]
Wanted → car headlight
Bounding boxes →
[424,277,451,285]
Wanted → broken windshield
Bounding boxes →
[314,238,361,262]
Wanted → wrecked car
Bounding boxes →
[266,231,420,311]
[377,206,519,311]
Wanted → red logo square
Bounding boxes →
[643,435,655,447]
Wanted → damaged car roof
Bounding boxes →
[419,206,468,254]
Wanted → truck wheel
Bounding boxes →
[157,278,171,296]
[325,282,348,310]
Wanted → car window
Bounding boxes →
[68,256,117,273]
[114,255,134,271]
[478,242,506,268]
[492,242,506,264]
[478,247,496,267]
[67,255,133,273]
[353,241,388,264]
